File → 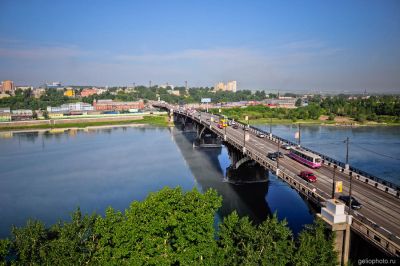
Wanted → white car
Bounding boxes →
[257,133,266,138]
[281,144,292,150]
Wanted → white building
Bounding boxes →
[214,80,237,92]
[47,102,94,113]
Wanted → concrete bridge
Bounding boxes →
[154,102,400,264]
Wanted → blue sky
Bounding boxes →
[0,0,399,92]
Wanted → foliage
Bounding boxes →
[218,212,293,265]
[1,188,337,265]
[292,219,338,266]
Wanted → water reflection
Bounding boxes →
[0,126,315,238]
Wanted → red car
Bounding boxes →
[217,124,223,129]
[299,171,317,182]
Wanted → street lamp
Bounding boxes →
[270,117,272,135]
[332,165,337,199]
[344,136,352,212]
[345,137,350,170]
[277,139,280,169]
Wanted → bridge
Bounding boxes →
[153,102,400,264]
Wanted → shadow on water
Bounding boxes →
[171,123,271,224]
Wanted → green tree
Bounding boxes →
[218,212,293,266]
[295,98,302,107]
[42,110,49,119]
[292,219,338,266]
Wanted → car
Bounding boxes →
[267,152,278,161]
[257,133,266,138]
[267,151,284,160]
[233,124,239,129]
[338,195,362,209]
[217,124,223,129]
[281,144,292,150]
[299,171,317,182]
[243,126,249,131]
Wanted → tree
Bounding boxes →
[42,110,49,120]
[295,98,302,107]
[292,219,338,266]
[2,188,337,265]
[218,212,293,265]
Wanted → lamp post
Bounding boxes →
[332,165,337,199]
[344,136,352,212]
[298,123,301,147]
[345,137,349,170]
[277,139,280,169]
[348,172,353,214]
[269,117,272,138]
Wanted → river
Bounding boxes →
[0,125,399,256]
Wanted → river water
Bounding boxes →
[0,125,399,246]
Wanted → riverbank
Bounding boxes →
[241,117,399,126]
[0,115,169,131]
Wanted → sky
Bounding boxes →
[0,0,399,93]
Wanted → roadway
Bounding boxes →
[193,111,400,243]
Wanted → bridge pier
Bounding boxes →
[225,143,268,183]
[192,123,222,148]
[319,199,352,266]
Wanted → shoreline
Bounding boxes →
[0,115,170,132]
[246,119,400,127]
[0,123,162,135]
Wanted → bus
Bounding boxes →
[288,147,322,168]
[219,117,228,128]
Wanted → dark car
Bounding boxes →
[299,171,317,182]
[243,126,249,131]
[338,195,362,209]
[267,152,283,161]
[267,152,277,161]
[233,124,239,129]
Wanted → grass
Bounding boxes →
[0,115,169,131]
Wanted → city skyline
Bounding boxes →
[0,0,399,93]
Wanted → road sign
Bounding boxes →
[245,116,248,121]
[335,181,343,193]
[201,98,211,103]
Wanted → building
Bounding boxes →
[0,107,11,122]
[264,97,297,108]
[33,88,46,98]
[167,90,180,96]
[11,109,33,121]
[213,80,237,92]
[64,88,75,97]
[46,82,62,89]
[226,81,237,92]
[93,99,144,112]
[47,102,94,113]
[1,80,14,93]
[160,83,175,89]
[80,88,98,97]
